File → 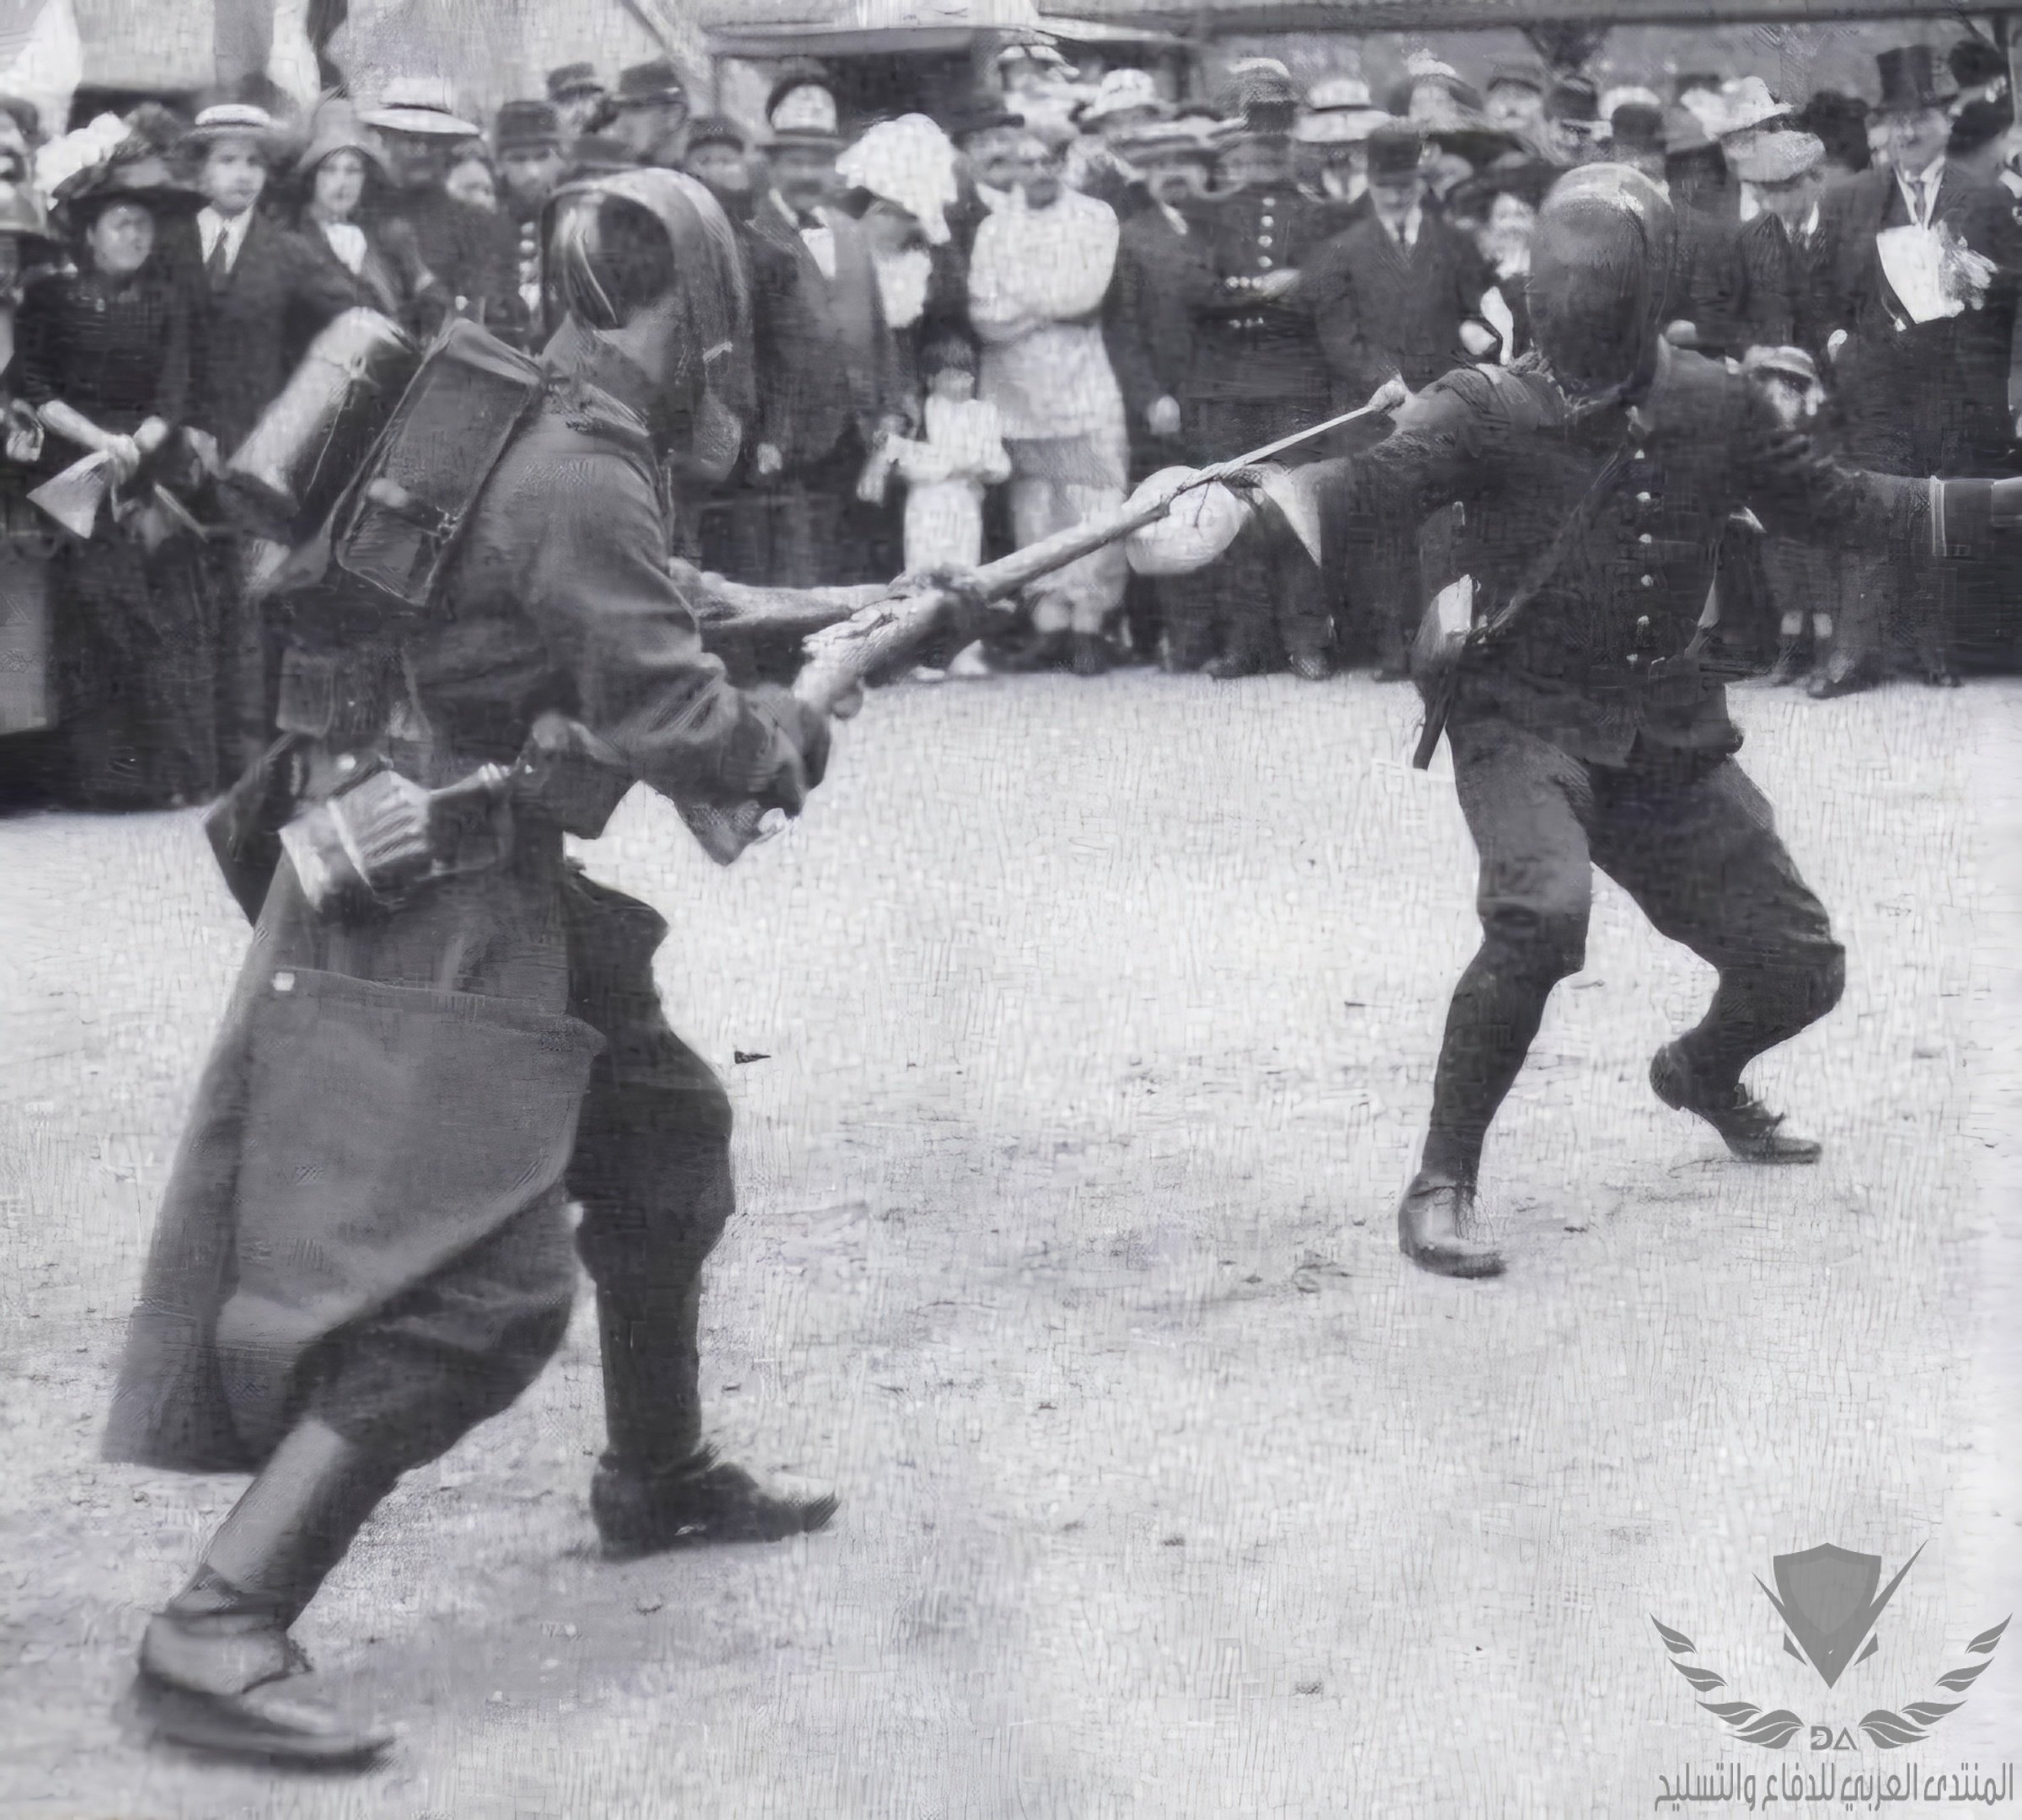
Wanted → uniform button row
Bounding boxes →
[1640,574,1655,588]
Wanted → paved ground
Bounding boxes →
[1,672,2016,1819]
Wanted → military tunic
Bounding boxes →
[106,320,813,1475]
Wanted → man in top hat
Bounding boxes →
[1809,43,2022,693]
[546,62,609,142]
[611,59,691,170]
[361,78,522,341]
[1163,101,1337,677]
[1292,77,1390,232]
[745,79,907,587]
[1298,120,1496,678]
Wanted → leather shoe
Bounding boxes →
[1805,668,1870,701]
[1288,651,1333,682]
[1923,666,1963,689]
[1203,651,1264,681]
[1650,1041,1821,1164]
[1068,632,1110,677]
[126,1608,388,1770]
[1396,1173,1506,1279]
[591,1446,838,1558]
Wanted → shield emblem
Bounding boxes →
[1757,1543,1923,1688]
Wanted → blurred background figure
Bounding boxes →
[445,139,497,211]
[609,58,690,169]
[0,175,57,804]
[968,133,1128,677]
[16,151,213,808]
[545,62,608,144]
[289,120,442,335]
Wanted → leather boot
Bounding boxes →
[1396,1172,1506,1279]
[1650,1041,1822,1164]
[591,1444,838,1558]
[126,1419,399,1769]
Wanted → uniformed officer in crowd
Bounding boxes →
[104,170,842,1769]
[1164,71,1337,677]
[1147,164,2022,1279]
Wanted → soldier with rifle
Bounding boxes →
[1135,164,2022,1280]
[99,169,883,1771]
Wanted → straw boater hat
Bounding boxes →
[1294,77,1390,147]
[1729,128,1823,187]
[359,77,478,138]
[183,102,280,153]
[1080,67,1168,128]
[1111,114,1228,163]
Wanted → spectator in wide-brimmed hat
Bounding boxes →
[1293,77,1390,226]
[18,152,220,807]
[1072,67,1174,216]
[1446,154,1556,361]
[359,78,520,341]
[1386,52,1481,129]
[287,121,442,335]
[997,41,1083,147]
[545,62,609,142]
[611,58,691,169]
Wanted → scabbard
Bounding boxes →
[1412,666,1461,772]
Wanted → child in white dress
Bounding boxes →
[885,336,1011,574]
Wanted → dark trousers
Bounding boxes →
[1163,398,1331,669]
[1421,715,1846,1179]
[717,436,889,591]
[561,869,736,1475]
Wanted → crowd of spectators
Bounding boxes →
[1,32,2019,810]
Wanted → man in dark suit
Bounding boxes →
[360,78,525,344]
[1299,122,1495,677]
[1103,119,1218,661]
[743,81,907,586]
[1810,44,2022,693]
[1167,120,1338,677]
[1155,167,2022,1278]
[1734,129,1834,360]
[180,104,355,774]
